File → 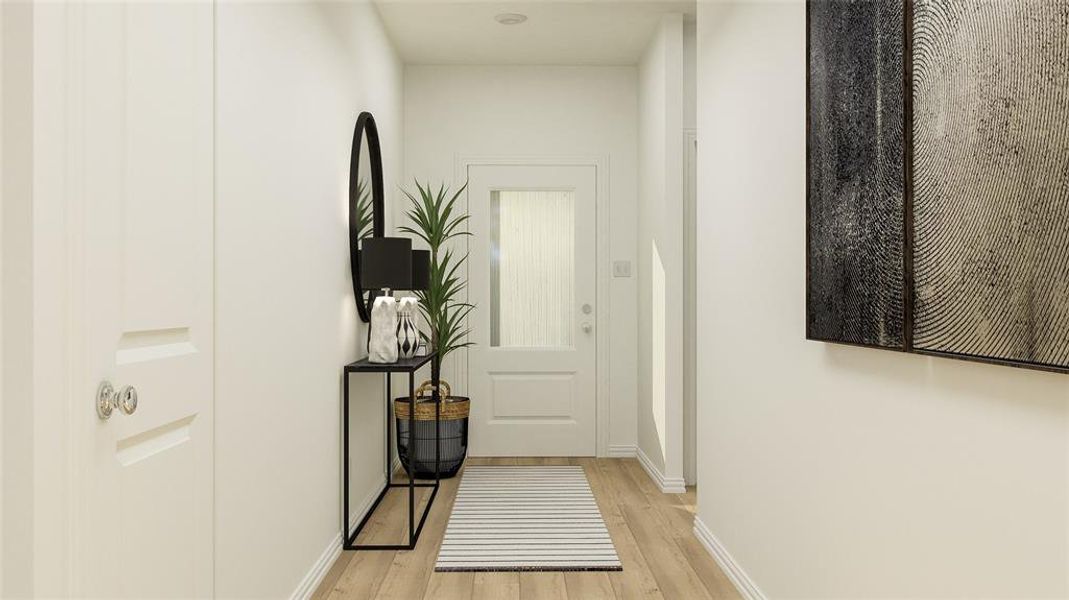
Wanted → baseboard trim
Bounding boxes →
[692,517,767,600]
[289,479,386,600]
[607,444,637,458]
[290,530,343,600]
[635,446,686,493]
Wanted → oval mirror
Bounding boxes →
[349,112,384,323]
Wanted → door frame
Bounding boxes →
[683,129,697,486]
[4,3,80,595]
[454,155,611,457]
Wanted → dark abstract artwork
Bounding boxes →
[807,0,905,348]
[807,0,1069,373]
[912,0,1069,370]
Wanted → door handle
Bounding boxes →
[581,322,593,334]
[96,380,139,420]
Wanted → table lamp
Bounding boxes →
[361,237,412,363]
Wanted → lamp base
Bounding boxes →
[368,295,399,364]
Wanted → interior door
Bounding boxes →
[467,165,597,456]
[74,3,214,597]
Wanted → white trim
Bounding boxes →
[682,128,697,487]
[607,444,637,458]
[636,446,686,493]
[692,517,767,600]
[289,478,387,600]
[31,4,79,594]
[454,155,613,458]
[0,7,5,592]
[289,533,342,600]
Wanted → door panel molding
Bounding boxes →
[455,155,611,457]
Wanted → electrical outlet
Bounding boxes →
[612,260,632,278]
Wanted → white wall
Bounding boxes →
[403,65,639,456]
[215,3,403,597]
[2,4,36,595]
[636,15,686,487]
[1,5,6,591]
[695,2,1069,597]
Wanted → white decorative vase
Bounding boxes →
[397,297,420,359]
[368,296,399,363]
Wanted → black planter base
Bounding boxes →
[396,414,468,480]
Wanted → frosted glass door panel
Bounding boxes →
[490,190,575,347]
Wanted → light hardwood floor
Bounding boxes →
[313,458,741,599]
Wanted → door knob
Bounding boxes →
[581,322,593,334]
[581,304,593,315]
[96,381,139,420]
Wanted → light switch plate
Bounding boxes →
[612,260,632,278]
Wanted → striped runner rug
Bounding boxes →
[435,466,622,572]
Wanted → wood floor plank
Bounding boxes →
[623,460,673,505]
[582,458,663,600]
[563,572,614,599]
[595,460,708,599]
[539,457,572,466]
[375,473,462,599]
[620,502,713,599]
[519,572,568,600]
[327,484,410,600]
[472,572,520,600]
[622,459,692,534]
[326,546,396,600]
[312,553,352,600]
[675,535,742,599]
[490,457,521,465]
[422,572,474,600]
[599,458,652,508]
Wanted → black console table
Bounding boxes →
[342,353,440,550]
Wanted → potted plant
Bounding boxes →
[393,180,473,478]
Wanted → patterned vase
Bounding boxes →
[396,297,420,359]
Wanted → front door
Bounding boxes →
[467,164,597,456]
[71,3,214,597]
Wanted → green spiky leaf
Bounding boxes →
[400,179,475,365]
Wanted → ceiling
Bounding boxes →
[374,1,695,65]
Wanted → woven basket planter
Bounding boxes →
[394,380,469,479]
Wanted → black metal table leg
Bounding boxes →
[434,357,440,484]
[343,371,350,548]
[408,371,415,547]
[386,374,392,485]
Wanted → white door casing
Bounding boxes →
[467,165,597,456]
[68,3,214,597]
[683,129,697,486]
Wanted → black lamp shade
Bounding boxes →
[411,250,430,291]
[360,237,412,290]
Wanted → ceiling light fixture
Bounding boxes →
[494,13,528,25]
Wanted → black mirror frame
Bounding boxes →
[349,111,385,323]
